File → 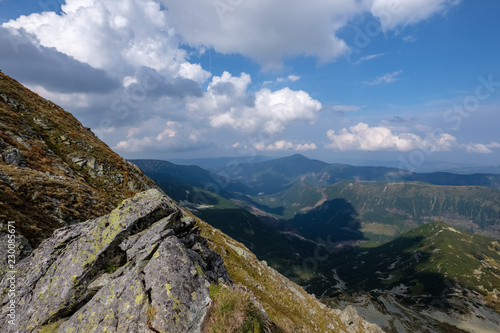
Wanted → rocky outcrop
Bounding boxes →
[0,189,234,332]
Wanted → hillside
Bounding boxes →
[0,72,381,332]
[325,181,500,240]
[319,222,500,332]
[130,159,251,195]
[246,180,500,242]
[0,71,157,247]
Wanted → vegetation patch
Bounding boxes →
[203,284,267,333]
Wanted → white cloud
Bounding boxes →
[189,72,322,135]
[161,0,362,69]
[465,142,500,154]
[211,87,321,134]
[155,121,178,141]
[364,70,403,85]
[253,140,317,151]
[276,75,301,83]
[1,0,464,158]
[327,105,363,112]
[371,0,461,31]
[115,136,153,153]
[114,121,211,153]
[355,53,385,64]
[326,122,457,152]
[265,74,301,86]
[3,0,209,81]
[161,0,460,69]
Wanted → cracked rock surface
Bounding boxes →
[0,189,231,332]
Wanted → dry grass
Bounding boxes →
[0,71,156,246]
[203,284,266,333]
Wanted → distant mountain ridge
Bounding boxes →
[132,154,500,242]
[228,154,500,193]
[129,159,251,195]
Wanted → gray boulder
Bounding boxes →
[0,189,231,332]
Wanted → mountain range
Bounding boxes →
[131,153,500,332]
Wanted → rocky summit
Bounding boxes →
[0,189,231,332]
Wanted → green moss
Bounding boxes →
[146,305,158,324]
[165,283,173,298]
[106,266,119,274]
[195,262,206,278]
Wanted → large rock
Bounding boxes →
[0,189,232,332]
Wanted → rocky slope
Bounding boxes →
[0,71,156,248]
[0,189,233,332]
[0,73,383,332]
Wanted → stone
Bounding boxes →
[1,147,26,166]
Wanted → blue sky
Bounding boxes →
[0,0,499,169]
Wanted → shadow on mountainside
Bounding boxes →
[315,234,457,306]
[282,198,365,243]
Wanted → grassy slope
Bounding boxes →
[326,181,500,239]
[314,222,500,311]
[245,180,500,242]
[196,218,373,332]
[0,72,156,245]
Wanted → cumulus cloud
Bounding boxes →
[162,0,360,69]
[3,0,210,81]
[187,72,322,135]
[326,122,457,152]
[364,70,403,85]
[162,0,460,69]
[0,0,463,157]
[253,140,317,151]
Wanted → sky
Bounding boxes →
[0,0,499,169]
